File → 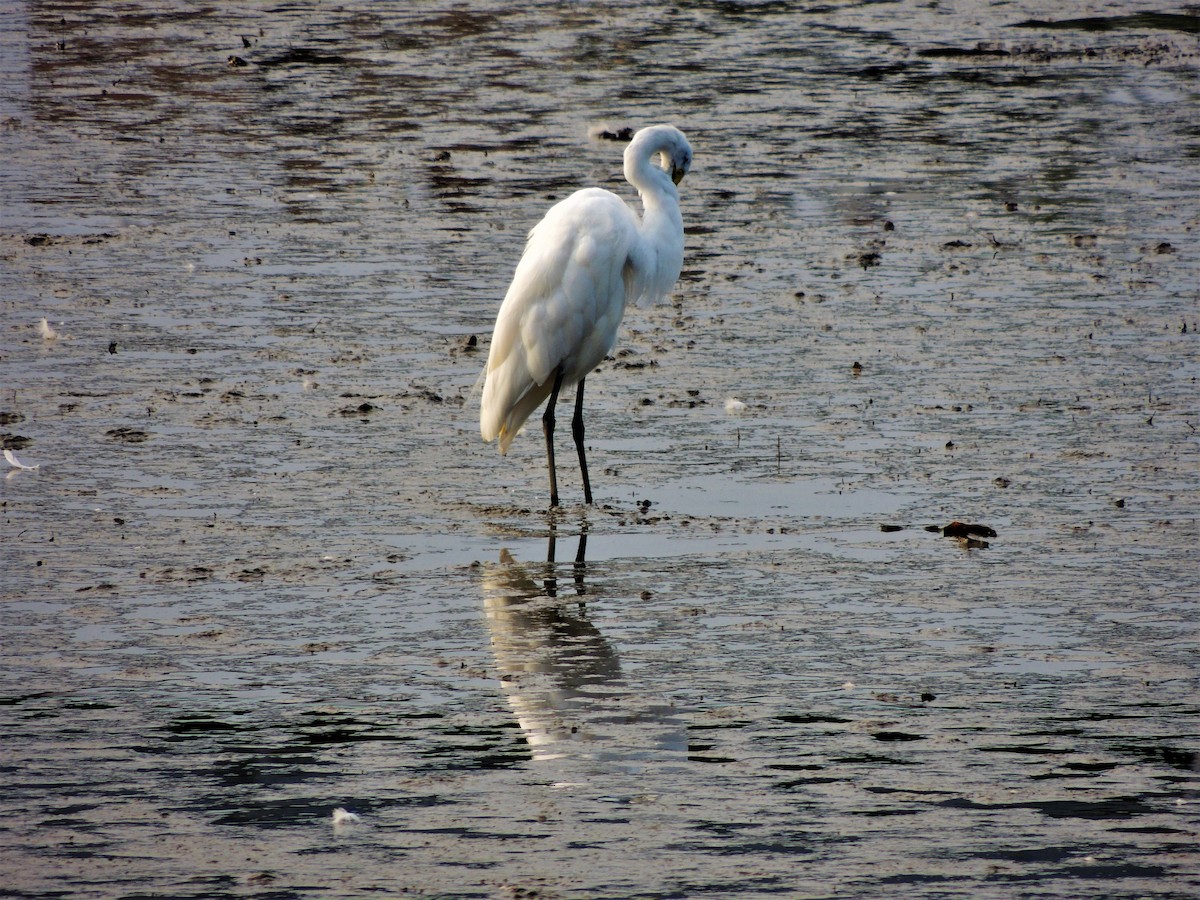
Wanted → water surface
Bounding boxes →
[2,1,1198,897]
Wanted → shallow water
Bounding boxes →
[2,1,1198,897]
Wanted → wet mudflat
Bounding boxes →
[2,1,1198,897]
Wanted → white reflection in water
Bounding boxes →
[481,527,686,775]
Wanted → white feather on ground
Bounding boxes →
[4,449,40,470]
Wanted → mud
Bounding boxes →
[2,1,1198,897]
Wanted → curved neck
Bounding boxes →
[622,133,686,303]
[624,138,680,223]
[624,144,681,237]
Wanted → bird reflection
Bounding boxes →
[481,525,685,769]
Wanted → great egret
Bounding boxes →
[479,124,693,507]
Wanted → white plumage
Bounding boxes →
[480,124,693,507]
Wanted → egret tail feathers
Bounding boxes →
[481,365,556,456]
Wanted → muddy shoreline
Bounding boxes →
[2,2,1198,897]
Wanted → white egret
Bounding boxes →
[480,124,693,507]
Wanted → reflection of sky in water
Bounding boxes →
[652,473,904,517]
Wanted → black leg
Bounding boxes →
[573,525,588,597]
[542,368,565,508]
[572,376,593,505]
[544,519,558,596]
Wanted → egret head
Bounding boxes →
[667,144,692,185]
[657,129,692,186]
[626,125,693,191]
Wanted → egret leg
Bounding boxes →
[572,377,593,505]
[574,526,588,597]
[542,369,565,508]
[544,521,558,596]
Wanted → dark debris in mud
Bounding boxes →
[942,521,998,540]
[335,401,379,417]
[595,126,635,142]
[105,427,151,443]
[880,521,999,550]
